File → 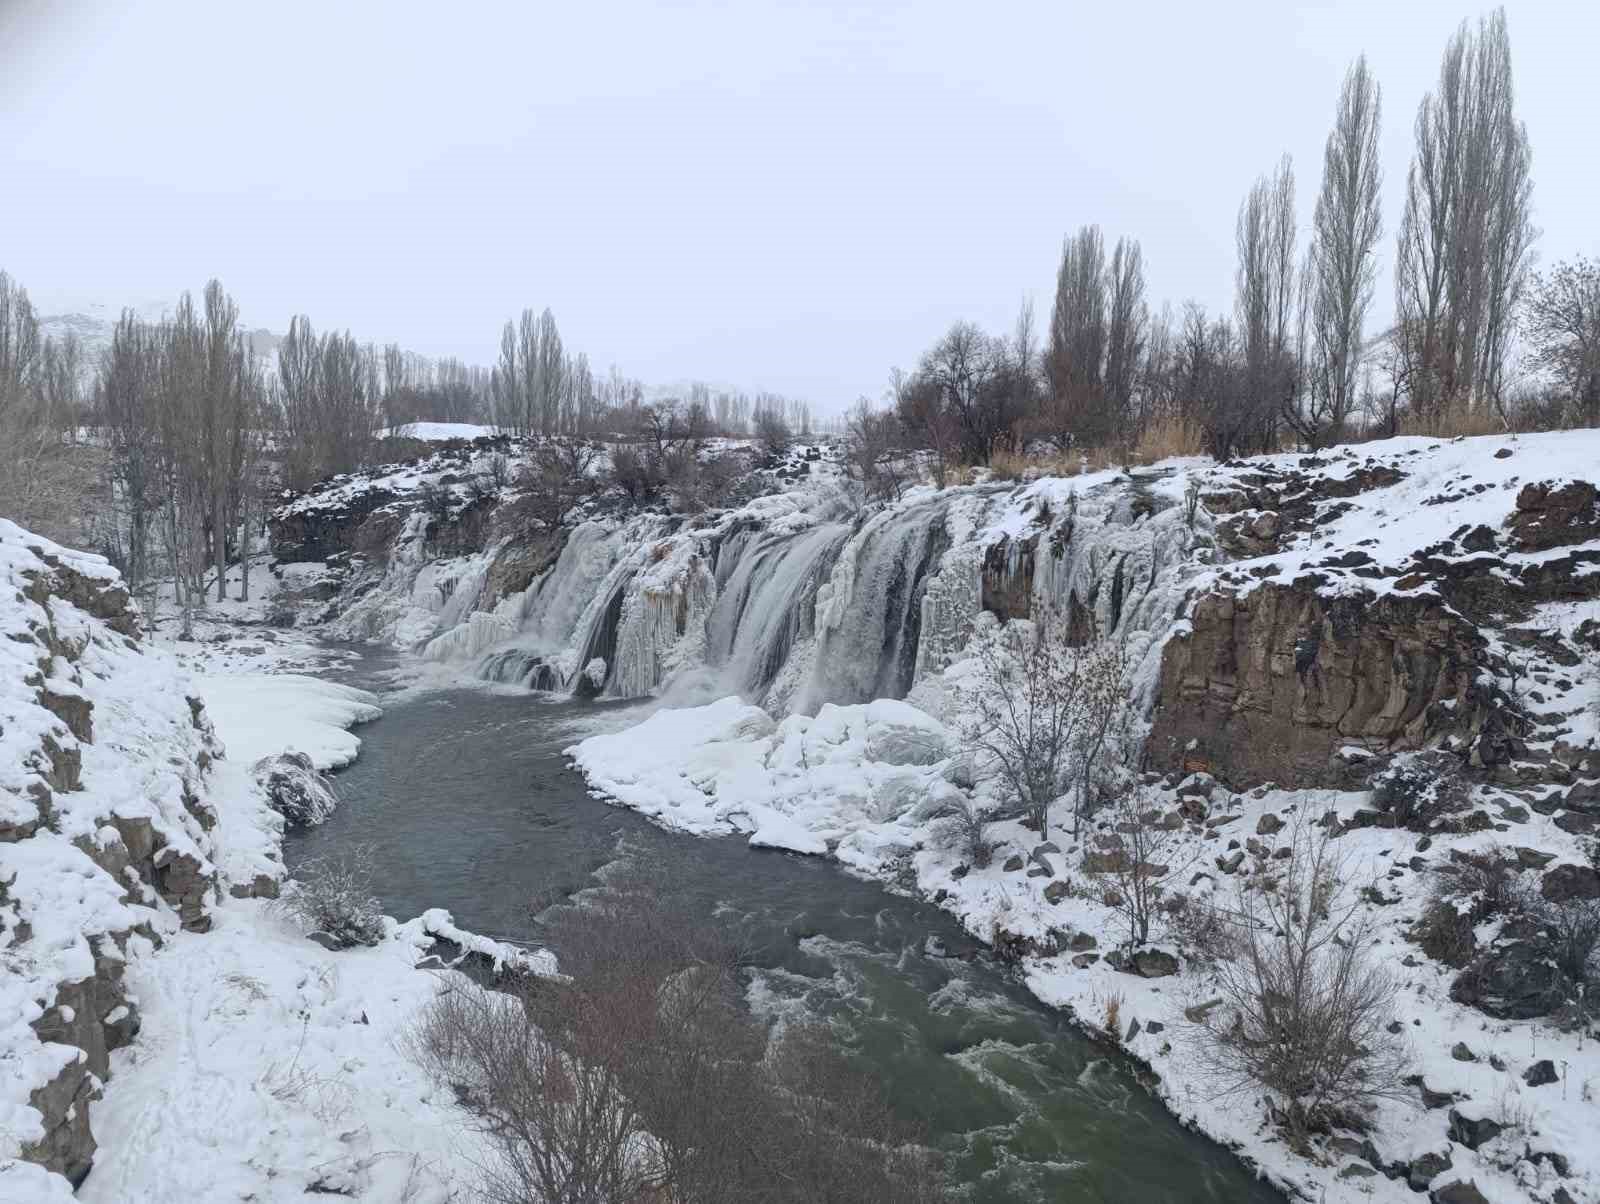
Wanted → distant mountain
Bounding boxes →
[36,297,282,368]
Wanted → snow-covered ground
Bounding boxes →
[0,522,538,1203]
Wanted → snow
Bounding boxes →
[196,673,381,770]
[71,904,494,1204]
[378,421,500,440]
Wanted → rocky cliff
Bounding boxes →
[1,520,230,1185]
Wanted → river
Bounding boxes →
[285,658,1281,1203]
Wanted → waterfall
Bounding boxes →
[703,520,850,703]
[799,497,954,711]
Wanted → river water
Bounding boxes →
[285,661,1281,1203]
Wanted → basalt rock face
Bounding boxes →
[1148,581,1499,788]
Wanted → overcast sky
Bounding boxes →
[3,0,1596,409]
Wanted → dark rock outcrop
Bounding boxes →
[1149,582,1497,787]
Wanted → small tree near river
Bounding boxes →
[951,605,1131,841]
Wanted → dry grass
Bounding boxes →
[1128,416,1207,464]
[981,416,1208,483]
[1395,405,1509,439]
[1101,992,1124,1040]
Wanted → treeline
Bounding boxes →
[486,304,815,441]
[861,7,1595,485]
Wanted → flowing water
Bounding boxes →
[287,660,1281,1204]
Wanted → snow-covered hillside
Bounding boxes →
[0,519,542,1202]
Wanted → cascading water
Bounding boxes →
[799,496,957,711]
[702,520,850,703]
[409,468,1202,726]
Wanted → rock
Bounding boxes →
[1245,837,1269,858]
[1026,863,1052,879]
[1493,447,1513,459]
[1451,941,1571,1019]
[1408,1149,1452,1191]
[1509,480,1600,552]
[1255,813,1284,835]
[1451,1042,1476,1062]
[1216,850,1245,874]
[950,864,969,880]
[1338,1163,1377,1179]
[307,931,343,951]
[1541,863,1600,902]
[1126,949,1179,978]
[1071,952,1100,968]
[1405,1075,1457,1110]
[863,700,947,765]
[1082,848,1131,874]
[1002,855,1025,873]
[253,752,339,827]
[1429,1180,1490,1204]
[1042,880,1071,905]
[1149,582,1497,788]
[1067,931,1097,952]
[1145,1021,1164,1034]
[1125,1018,1142,1042]
[1184,998,1222,1023]
[1447,1109,1502,1150]
[1523,1058,1558,1087]
[1515,846,1556,869]
[1033,841,1061,857]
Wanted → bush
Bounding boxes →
[280,844,385,948]
[1195,817,1409,1143]
[934,794,994,869]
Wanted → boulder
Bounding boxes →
[1447,1108,1502,1150]
[1523,1058,1558,1087]
[1255,813,1284,835]
[1429,1181,1490,1204]
[1042,880,1071,905]
[253,752,339,827]
[1541,863,1600,903]
[1451,942,1570,1019]
[1126,948,1178,978]
[1408,1149,1452,1192]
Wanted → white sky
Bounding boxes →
[3,0,1596,409]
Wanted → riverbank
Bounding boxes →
[569,695,1599,1204]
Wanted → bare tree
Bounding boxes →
[1195,814,1409,1145]
[519,436,600,530]
[952,608,1130,840]
[1103,237,1148,451]
[0,271,88,542]
[1046,225,1109,449]
[1523,255,1600,424]
[1396,8,1536,419]
[1294,55,1383,448]
[842,397,907,503]
[1097,787,1194,947]
[1235,155,1297,454]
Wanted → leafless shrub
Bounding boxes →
[1182,475,1203,528]
[1098,788,1196,946]
[754,404,792,456]
[842,398,909,504]
[933,793,995,869]
[517,436,600,530]
[408,868,948,1203]
[1194,816,1409,1143]
[952,607,1132,840]
[280,844,384,948]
